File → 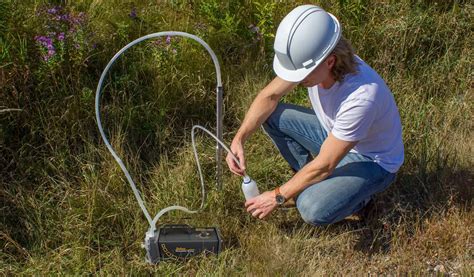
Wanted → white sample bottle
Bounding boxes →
[242,175,260,200]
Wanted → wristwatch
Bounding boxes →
[275,187,287,205]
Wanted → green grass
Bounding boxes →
[1,0,473,275]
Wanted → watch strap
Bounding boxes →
[275,187,286,205]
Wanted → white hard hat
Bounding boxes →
[273,5,341,82]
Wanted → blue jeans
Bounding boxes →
[262,103,396,226]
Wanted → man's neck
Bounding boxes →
[320,76,336,89]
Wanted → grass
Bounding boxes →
[1,0,473,275]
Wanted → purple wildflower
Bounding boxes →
[35,5,91,61]
[34,35,44,43]
[171,48,177,54]
[57,32,65,41]
[42,47,56,62]
[248,24,263,41]
[35,35,53,48]
[249,25,260,33]
[47,7,58,14]
[35,34,57,61]
[129,8,137,19]
[166,35,171,44]
[59,14,69,21]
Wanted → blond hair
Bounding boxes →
[330,36,358,81]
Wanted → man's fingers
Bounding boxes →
[229,162,240,174]
[226,149,246,174]
[226,156,244,176]
[233,160,245,175]
[238,155,246,171]
[245,198,256,208]
[233,167,244,176]
[229,168,239,176]
[244,197,257,208]
[232,152,246,171]
[251,209,262,218]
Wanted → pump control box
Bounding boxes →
[145,224,222,263]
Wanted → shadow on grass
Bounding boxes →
[351,167,473,255]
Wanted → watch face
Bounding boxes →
[276,194,286,205]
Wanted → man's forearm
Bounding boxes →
[234,93,279,143]
[279,158,332,200]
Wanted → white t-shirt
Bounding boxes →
[308,56,404,173]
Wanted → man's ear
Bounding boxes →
[325,55,336,69]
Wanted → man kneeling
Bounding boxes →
[225,5,404,225]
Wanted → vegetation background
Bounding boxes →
[1,0,472,275]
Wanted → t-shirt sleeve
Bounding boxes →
[331,98,377,142]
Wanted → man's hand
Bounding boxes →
[245,190,278,219]
[226,139,246,176]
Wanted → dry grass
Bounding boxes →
[1,0,473,275]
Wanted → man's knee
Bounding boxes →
[296,194,338,226]
[298,207,337,226]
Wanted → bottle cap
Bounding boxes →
[243,175,250,183]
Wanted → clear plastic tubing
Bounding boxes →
[96,32,225,233]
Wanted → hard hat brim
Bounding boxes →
[273,54,320,83]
